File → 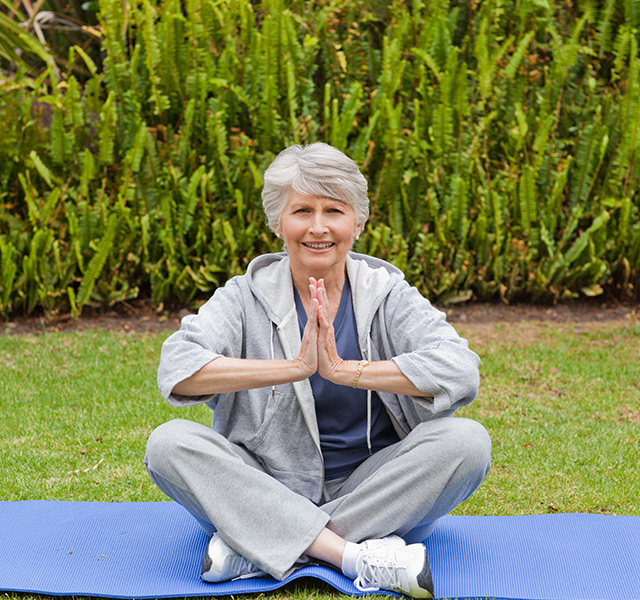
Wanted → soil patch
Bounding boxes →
[2,298,637,337]
[446,300,638,344]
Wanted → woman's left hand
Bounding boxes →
[309,278,345,381]
[307,277,433,397]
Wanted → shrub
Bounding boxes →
[1,0,639,318]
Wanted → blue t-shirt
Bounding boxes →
[294,278,400,479]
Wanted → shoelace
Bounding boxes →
[353,552,406,593]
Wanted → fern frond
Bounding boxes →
[563,211,610,269]
[431,103,453,156]
[448,174,468,239]
[29,150,55,188]
[596,0,617,54]
[80,150,95,199]
[179,165,205,235]
[76,213,119,309]
[40,188,61,227]
[351,110,380,164]
[98,91,117,166]
[411,47,442,82]
[519,165,537,235]
[430,13,452,70]
[130,122,148,174]
[0,237,17,315]
[332,81,363,151]
[504,31,535,79]
[570,121,606,207]
[624,0,640,29]
[533,113,554,159]
[71,44,99,79]
[286,59,299,144]
[611,26,631,82]
[178,99,196,170]
[50,107,67,166]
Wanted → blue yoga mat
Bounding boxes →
[1,501,639,599]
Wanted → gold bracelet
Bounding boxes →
[352,360,369,389]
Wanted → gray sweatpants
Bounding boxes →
[144,417,491,580]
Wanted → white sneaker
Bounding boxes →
[200,532,266,582]
[349,535,434,598]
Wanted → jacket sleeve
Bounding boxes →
[386,283,480,418]
[157,283,244,406]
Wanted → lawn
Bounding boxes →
[1,312,639,599]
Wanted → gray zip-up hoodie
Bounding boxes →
[157,252,480,503]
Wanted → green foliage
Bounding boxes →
[1,0,639,318]
[0,3,57,76]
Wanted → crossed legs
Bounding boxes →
[144,417,491,580]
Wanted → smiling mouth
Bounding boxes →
[302,242,335,249]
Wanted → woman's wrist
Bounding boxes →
[323,359,360,387]
[292,355,317,380]
[351,359,369,388]
[338,359,435,398]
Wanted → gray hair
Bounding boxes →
[261,143,369,232]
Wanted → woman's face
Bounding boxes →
[276,189,361,279]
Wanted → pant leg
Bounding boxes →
[144,419,329,580]
[319,417,491,543]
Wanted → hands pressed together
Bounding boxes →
[173,277,430,397]
[295,277,346,383]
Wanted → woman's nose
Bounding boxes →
[309,212,328,235]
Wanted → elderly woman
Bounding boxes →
[145,143,491,598]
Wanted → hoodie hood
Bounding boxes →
[246,251,405,352]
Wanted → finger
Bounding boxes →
[300,300,319,361]
[309,297,319,320]
[318,308,337,354]
[316,297,331,327]
[308,277,319,303]
[316,308,341,378]
[302,297,316,329]
[317,280,332,315]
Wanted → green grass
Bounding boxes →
[0,329,211,502]
[1,319,639,599]
[455,320,640,517]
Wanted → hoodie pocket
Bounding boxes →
[243,390,321,499]
[243,390,289,449]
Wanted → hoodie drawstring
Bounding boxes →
[271,306,296,400]
[365,337,372,454]
[270,322,276,399]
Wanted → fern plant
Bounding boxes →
[1,0,639,319]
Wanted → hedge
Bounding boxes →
[1,0,639,318]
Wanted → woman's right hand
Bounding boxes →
[294,285,319,378]
[172,283,322,397]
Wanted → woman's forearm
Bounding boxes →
[328,359,434,398]
[172,356,310,396]
[312,279,433,398]
[172,356,433,398]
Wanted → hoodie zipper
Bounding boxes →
[274,319,326,493]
